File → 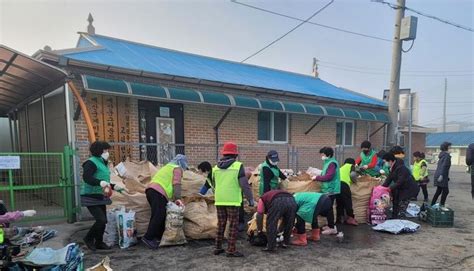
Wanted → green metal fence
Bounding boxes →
[0,146,76,223]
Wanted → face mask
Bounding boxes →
[101,151,110,161]
[363,150,370,154]
[321,156,328,161]
[269,160,278,166]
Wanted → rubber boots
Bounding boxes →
[290,233,307,246]
[307,229,320,241]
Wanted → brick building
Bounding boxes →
[33,28,389,170]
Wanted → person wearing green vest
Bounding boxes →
[412,151,429,202]
[142,154,188,250]
[213,142,254,257]
[291,192,336,246]
[376,150,391,176]
[336,158,358,226]
[259,150,287,196]
[81,141,124,251]
[356,140,379,177]
[311,147,339,235]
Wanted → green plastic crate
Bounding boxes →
[426,206,454,227]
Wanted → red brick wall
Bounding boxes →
[67,68,386,170]
[402,132,426,154]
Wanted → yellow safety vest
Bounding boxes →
[340,163,353,186]
[412,159,428,181]
[213,161,243,207]
[151,163,180,199]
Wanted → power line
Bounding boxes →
[240,0,335,63]
[375,1,474,33]
[231,0,393,43]
[318,59,473,73]
[319,63,474,77]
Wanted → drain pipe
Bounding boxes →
[213,108,233,161]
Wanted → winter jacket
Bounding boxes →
[466,143,474,166]
[434,151,451,188]
[382,158,419,201]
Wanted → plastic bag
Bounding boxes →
[86,256,113,271]
[405,203,421,218]
[103,208,119,247]
[160,202,187,247]
[372,219,420,234]
[368,185,391,225]
[116,208,137,249]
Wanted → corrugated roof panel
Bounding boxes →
[426,132,474,147]
[84,75,128,94]
[259,99,283,111]
[374,112,390,123]
[201,91,231,106]
[168,87,201,102]
[304,104,325,115]
[63,34,387,107]
[359,111,376,121]
[325,106,345,117]
[343,109,361,120]
[234,96,260,109]
[282,102,305,113]
[130,82,167,98]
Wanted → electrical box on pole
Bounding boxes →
[400,16,418,41]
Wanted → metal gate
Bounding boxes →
[0,146,76,223]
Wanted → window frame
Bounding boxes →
[257,112,289,144]
[336,119,355,147]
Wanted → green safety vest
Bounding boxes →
[360,150,378,177]
[321,157,340,194]
[340,163,353,186]
[151,163,180,199]
[81,156,110,195]
[294,192,323,224]
[0,228,4,244]
[412,159,428,181]
[259,161,280,196]
[213,161,243,207]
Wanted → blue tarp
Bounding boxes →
[63,34,387,107]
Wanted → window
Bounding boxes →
[336,120,354,146]
[258,112,288,143]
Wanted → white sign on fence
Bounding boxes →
[0,156,21,169]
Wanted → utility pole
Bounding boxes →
[443,77,447,132]
[387,0,406,146]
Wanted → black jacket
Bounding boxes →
[466,143,474,166]
[434,151,451,188]
[383,159,419,201]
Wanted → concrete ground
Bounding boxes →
[39,166,473,270]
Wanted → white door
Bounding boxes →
[156,117,175,165]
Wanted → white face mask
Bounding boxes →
[101,151,110,161]
[321,156,328,161]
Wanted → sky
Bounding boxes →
[1,0,473,128]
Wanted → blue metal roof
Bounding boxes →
[63,34,387,107]
[426,131,474,147]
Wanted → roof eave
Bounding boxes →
[45,55,388,110]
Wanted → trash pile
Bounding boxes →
[19,243,83,270]
[106,160,385,244]
[107,160,211,240]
